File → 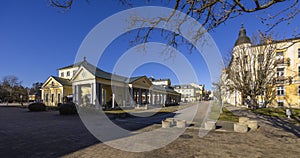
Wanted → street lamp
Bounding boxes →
[20,95,23,107]
[250,81,255,108]
[27,88,30,105]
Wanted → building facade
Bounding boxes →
[41,58,181,107]
[173,83,205,102]
[222,25,300,108]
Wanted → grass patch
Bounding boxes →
[209,102,238,122]
[218,107,239,122]
[252,107,300,119]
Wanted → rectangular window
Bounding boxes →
[243,55,248,64]
[277,86,285,96]
[45,94,48,102]
[298,48,300,58]
[298,66,300,77]
[298,86,300,96]
[67,71,70,76]
[276,67,285,77]
[276,51,284,59]
[61,72,64,77]
[51,94,54,103]
[258,54,264,63]
[277,101,284,107]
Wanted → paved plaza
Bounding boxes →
[0,103,300,158]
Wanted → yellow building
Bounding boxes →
[223,25,300,108]
[72,60,181,108]
[41,76,72,106]
[41,58,181,107]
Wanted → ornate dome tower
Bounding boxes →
[234,24,251,46]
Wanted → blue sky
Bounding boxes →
[0,1,299,90]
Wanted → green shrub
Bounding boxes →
[28,103,46,112]
[59,102,77,115]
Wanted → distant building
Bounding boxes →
[29,82,43,102]
[149,78,171,87]
[148,77,181,105]
[173,83,205,102]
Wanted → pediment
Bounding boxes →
[72,66,95,81]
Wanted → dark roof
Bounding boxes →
[77,60,145,83]
[51,76,72,86]
[127,76,145,83]
[234,24,251,46]
[58,61,82,70]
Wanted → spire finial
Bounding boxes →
[241,22,244,28]
[83,56,86,62]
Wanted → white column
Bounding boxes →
[90,83,94,104]
[75,85,78,103]
[112,93,115,108]
[154,93,157,104]
[130,87,133,106]
[99,83,102,107]
[150,90,153,105]
[163,94,167,106]
[123,86,127,107]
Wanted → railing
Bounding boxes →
[275,58,290,66]
[273,76,293,84]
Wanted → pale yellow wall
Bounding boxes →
[59,67,79,80]
[42,87,63,106]
[41,77,72,106]
[72,67,95,82]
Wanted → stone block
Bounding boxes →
[239,117,250,124]
[234,123,248,133]
[162,120,171,128]
[247,120,258,131]
[176,120,187,128]
[204,121,216,130]
[165,118,175,126]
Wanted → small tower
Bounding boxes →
[234,24,251,46]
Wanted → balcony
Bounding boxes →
[275,58,290,66]
[273,76,293,84]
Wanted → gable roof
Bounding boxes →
[70,60,150,84]
[51,76,72,86]
[42,76,72,88]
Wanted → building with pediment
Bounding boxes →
[41,58,181,108]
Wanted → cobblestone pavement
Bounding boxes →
[1,105,300,158]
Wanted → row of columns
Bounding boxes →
[130,87,167,106]
[73,82,180,108]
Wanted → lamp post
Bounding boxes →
[250,81,255,109]
[27,88,30,105]
[20,95,23,107]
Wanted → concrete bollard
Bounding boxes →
[165,118,176,126]
[176,120,187,128]
[162,120,171,128]
[239,117,250,124]
[247,120,258,131]
[205,121,216,130]
[234,123,248,133]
